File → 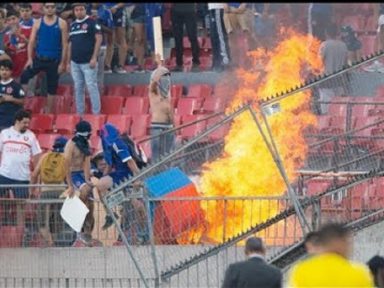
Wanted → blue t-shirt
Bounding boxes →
[69,16,102,64]
[229,3,241,8]
[103,138,133,177]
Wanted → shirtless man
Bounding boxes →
[64,120,94,245]
[148,55,175,163]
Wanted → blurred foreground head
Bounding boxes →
[304,231,322,255]
[317,223,352,258]
[245,237,266,257]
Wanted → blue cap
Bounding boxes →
[52,136,68,152]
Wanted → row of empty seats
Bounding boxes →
[305,177,384,215]
[56,83,215,98]
[25,95,225,116]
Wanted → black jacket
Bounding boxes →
[222,257,282,288]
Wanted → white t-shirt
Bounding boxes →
[0,127,42,181]
[208,3,225,10]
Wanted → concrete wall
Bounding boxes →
[0,221,383,287]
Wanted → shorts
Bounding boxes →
[109,171,131,186]
[113,7,126,27]
[132,15,145,24]
[71,171,87,190]
[20,56,60,95]
[0,174,29,199]
[224,11,249,33]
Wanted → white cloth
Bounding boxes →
[378,15,384,32]
[60,196,90,232]
[208,3,225,10]
[0,127,41,181]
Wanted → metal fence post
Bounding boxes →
[248,106,311,234]
[143,191,161,288]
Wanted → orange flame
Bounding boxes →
[199,30,322,243]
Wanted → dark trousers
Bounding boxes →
[209,9,231,69]
[311,13,332,42]
[171,9,200,66]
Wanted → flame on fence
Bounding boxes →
[184,30,323,244]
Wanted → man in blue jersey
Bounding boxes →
[96,123,148,244]
[20,2,68,113]
[68,3,102,115]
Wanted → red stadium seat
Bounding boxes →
[106,85,133,97]
[130,114,150,140]
[306,180,331,196]
[123,97,149,115]
[132,85,149,97]
[181,115,207,140]
[55,114,81,134]
[328,103,348,117]
[101,96,124,114]
[186,84,213,99]
[361,35,376,56]
[30,114,55,133]
[202,37,212,49]
[317,115,333,132]
[89,135,102,153]
[38,133,61,151]
[81,114,107,132]
[106,115,132,134]
[56,85,73,97]
[365,16,377,32]
[199,97,225,113]
[53,95,73,114]
[70,97,91,114]
[176,98,201,116]
[24,96,46,114]
[206,118,231,141]
[171,84,184,98]
[0,226,24,248]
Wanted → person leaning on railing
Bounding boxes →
[30,136,68,246]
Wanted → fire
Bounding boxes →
[198,30,323,243]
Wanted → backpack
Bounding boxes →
[120,133,148,170]
[40,152,66,184]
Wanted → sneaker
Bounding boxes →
[102,212,119,230]
[114,66,127,74]
[363,61,384,72]
[104,66,113,73]
[171,65,183,72]
[133,66,145,73]
[191,64,201,72]
[78,233,93,246]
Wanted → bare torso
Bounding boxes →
[64,140,86,172]
[149,92,173,124]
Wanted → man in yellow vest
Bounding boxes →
[287,223,374,288]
